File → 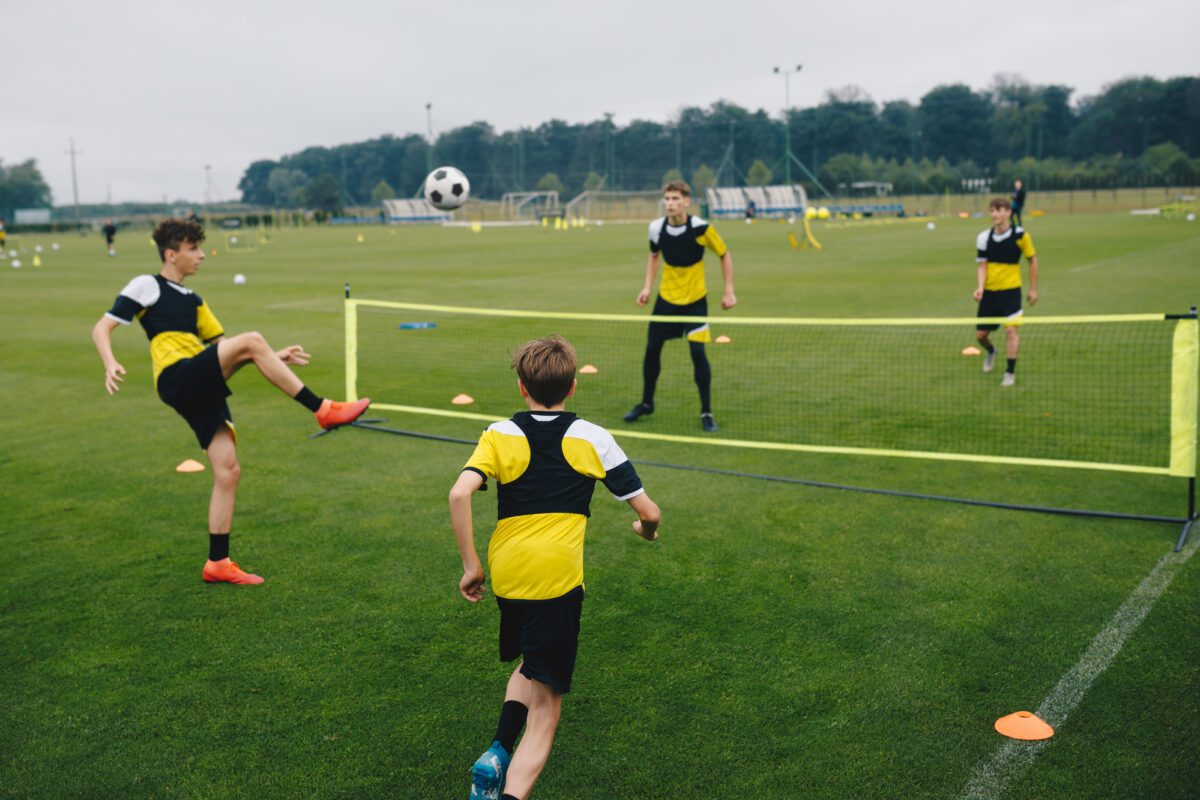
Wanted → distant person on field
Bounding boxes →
[91,218,371,586]
[974,198,1038,387]
[450,335,660,800]
[0,218,7,251]
[102,219,118,257]
[744,200,757,220]
[625,180,736,433]
[1010,179,1026,226]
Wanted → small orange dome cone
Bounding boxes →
[715,335,732,344]
[579,364,598,374]
[176,459,206,473]
[994,711,1053,740]
[962,346,982,356]
[451,393,474,405]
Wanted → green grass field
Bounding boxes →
[2,212,1198,799]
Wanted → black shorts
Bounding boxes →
[648,295,710,343]
[976,288,1022,331]
[156,345,233,450]
[496,586,584,695]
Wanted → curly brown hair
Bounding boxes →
[152,218,206,261]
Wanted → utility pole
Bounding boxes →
[773,65,802,185]
[65,138,83,229]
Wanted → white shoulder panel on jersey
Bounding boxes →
[486,419,525,437]
[118,274,161,307]
[692,215,708,227]
[976,229,990,253]
[564,418,629,471]
[649,217,666,245]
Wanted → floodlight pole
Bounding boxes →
[773,65,801,185]
[425,103,434,172]
[65,138,83,229]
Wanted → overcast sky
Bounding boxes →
[5,0,1197,205]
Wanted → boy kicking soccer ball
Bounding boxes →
[449,335,661,800]
[91,218,370,585]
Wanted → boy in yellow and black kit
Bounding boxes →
[625,180,736,432]
[449,335,661,800]
[974,197,1039,387]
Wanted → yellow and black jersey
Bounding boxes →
[463,411,644,601]
[976,225,1035,292]
[649,215,728,306]
[105,274,224,385]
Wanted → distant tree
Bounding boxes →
[238,160,278,205]
[1142,142,1194,182]
[370,180,396,203]
[536,172,564,193]
[690,164,717,196]
[746,159,773,186]
[918,84,994,165]
[582,171,606,191]
[661,168,684,186]
[304,173,344,214]
[268,168,309,208]
[820,153,872,190]
[0,159,53,212]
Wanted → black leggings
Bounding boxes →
[641,330,712,413]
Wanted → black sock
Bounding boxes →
[293,386,324,413]
[502,795,519,800]
[494,700,528,755]
[982,342,995,354]
[1007,358,1017,374]
[209,533,230,561]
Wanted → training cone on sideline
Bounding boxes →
[579,365,599,374]
[962,346,982,356]
[715,335,732,344]
[994,711,1054,740]
[176,459,206,473]
[451,393,474,405]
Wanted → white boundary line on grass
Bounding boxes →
[959,531,1200,799]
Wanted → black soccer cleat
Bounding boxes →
[623,403,654,423]
[700,413,719,433]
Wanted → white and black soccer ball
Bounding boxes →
[424,166,470,211]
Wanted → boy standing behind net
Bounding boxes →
[91,218,370,585]
[974,197,1038,387]
[449,335,661,800]
[624,180,735,432]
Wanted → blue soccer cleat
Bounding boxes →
[469,740,510,800]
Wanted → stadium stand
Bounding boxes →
[382,199,451,224]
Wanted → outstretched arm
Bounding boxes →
[637,253,660,306]
[449,470,487,601]
[91,316,126,395]
[628,492,661,541]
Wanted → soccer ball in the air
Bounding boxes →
[424,166,470,211]
[233,273,246,285]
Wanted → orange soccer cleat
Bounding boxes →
[202,559,265,585]
[315,398,371,430]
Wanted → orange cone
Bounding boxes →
[961,346,982,356]
[715,335,732,344]
[451,393,474,405]
[579,364,599,374]
[176,459,206,473]
[994,711,1054,740]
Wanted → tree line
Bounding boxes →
[234,74,1199,210]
